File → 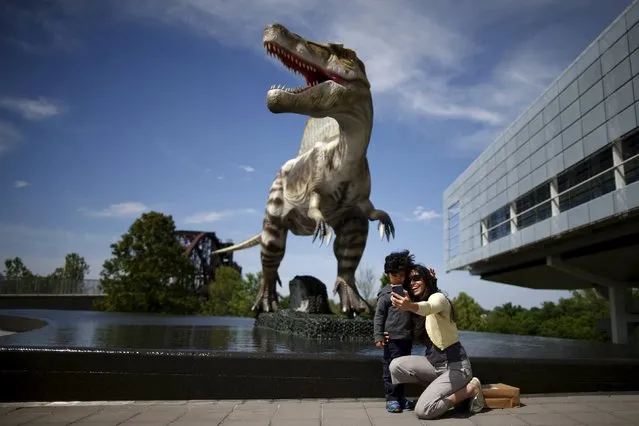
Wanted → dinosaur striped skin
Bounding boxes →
[213,23,395,316]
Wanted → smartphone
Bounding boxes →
[391,285,404,296]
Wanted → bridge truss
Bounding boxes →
[175,230,242,299]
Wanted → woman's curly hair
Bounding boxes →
[409,263,456,324]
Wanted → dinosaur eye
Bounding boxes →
[308,43,330,60]
[341,58,355,69]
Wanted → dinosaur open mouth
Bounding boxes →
[264,41,344,94]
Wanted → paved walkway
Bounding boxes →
[1,393,638,425]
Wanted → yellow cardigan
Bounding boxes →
[415,292,459,350]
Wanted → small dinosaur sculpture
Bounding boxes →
[213,23,395,316]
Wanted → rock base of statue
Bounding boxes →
[255,309,373,340]
[255,274,373,340]
[287,275,332,314]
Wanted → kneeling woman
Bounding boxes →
[389,264,485,420]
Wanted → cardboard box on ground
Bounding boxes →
[481,383,520,409]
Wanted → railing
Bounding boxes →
[481,149,639,244]
[0,278,104,295]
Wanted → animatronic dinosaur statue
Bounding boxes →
[213,23,395,316]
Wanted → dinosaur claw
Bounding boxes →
[378,217,395,242]
[326,228,333,247]
[313,219,332,246]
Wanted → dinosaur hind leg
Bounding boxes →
[254,176,289,314]
[332,214,371,316]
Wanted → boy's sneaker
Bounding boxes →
[467,377,486,414]
[400,398,415,411]
[386,400,402,413]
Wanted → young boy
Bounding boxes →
[373,250,416,413]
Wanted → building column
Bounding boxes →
[546,255,635,344]
[480,219,488,246]
[550,178,560,216]
[509,202,517,234]
[609,287,628,345]
[612,140,626,190]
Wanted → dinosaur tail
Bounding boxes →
[212,233,261,254]
[212,232,282,287]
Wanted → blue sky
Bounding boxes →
[0,0,633,310]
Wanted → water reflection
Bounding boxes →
[1,308,638,360]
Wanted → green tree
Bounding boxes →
[3,257,33,280]
[379,273,389,288]
[96,211,199,314]
[535,290,609,341]
[279,295,290,309]
[202,267,259,317]
[49,253,90,293]
[480,290,612,342]
[452,292,486,331]
[231,271,260,316]
[484,302,529,335]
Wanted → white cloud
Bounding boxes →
[387,207,441,222]
[239,165,255,173]
[13,180,29,188]
[217,175,225,180]
[80,202,148,218]
[6,0,625,155]
[184,208,258,225]
[0,97,67,120]
[0,120,22,156]
[411,206,441,221]
[111,0,582,143]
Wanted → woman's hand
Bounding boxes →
[428,267,437,281]
[391,290,418,312]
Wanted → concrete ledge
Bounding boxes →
[1,346,637,402]
[0,295,105,311]
[0,315,48,333]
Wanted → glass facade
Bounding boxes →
[623,130,639,184]
[515,184,552,230]
[481,138,639,244]
[557,147,616,212]
[447,202,460,259]
[486,206,510,242]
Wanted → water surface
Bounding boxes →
[1,309,637,360]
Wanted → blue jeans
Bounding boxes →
[382,339,413,401]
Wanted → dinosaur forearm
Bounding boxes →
[308,191,323,220]
[357,199,382,220]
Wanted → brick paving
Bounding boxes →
[1,393,638,425]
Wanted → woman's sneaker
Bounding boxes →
[386,400,402,413]
[400,398,415,411]
[468,377,486,414]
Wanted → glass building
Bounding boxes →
[443,0,639,344]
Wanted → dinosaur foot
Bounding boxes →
[312,219,333,247]
[252,295,278,315]
[333,280,370,318]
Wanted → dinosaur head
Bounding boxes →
[263,23,371,118]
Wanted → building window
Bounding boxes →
[486,205,511,242]
[515,183,552,230]
[447,202,460,259]
[557,147,615,212]
[622,131,639,185]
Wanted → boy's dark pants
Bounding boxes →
[382,339,413,401]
